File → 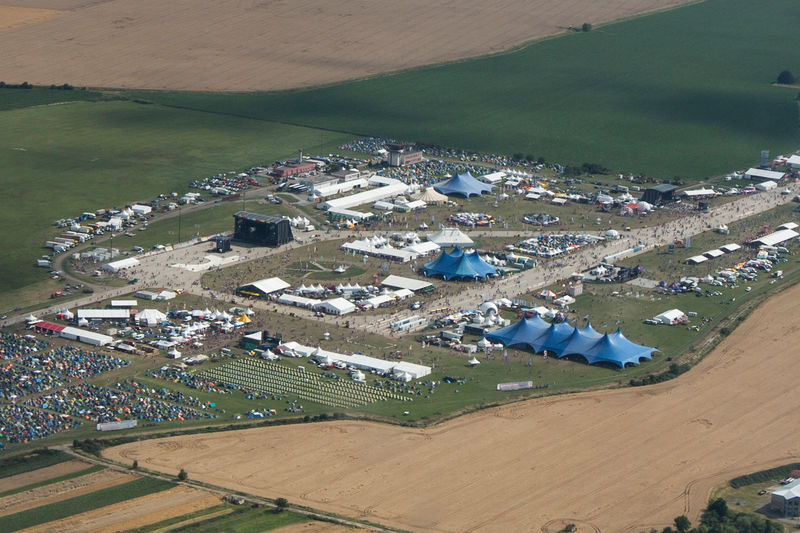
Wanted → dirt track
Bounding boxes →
[14,485,221,533]
[0,0,693,91]
[104,279,800,532]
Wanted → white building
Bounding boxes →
[771,478,800,516]
[319,177,408,211]
[102,257,140,273]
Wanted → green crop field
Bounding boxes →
[0,95,350,310]
[1,476,174,532]
[161,506,306,533]
[124,0,800,180]
[0,448,72,479]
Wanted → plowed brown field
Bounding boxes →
[0,0,693,91]
[105,281,800,532]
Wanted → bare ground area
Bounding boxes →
[14,485,222,533]
[0,5,62,31]
[105,280,800,532]
[0,0,694,92]
[0,459,92,493]
[0,469,133,517]
[274,523,360,533]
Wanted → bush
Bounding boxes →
[582,23,592,32]
[777,70,795,84]
[274,497,288,511]
[132,459,138,470]
[178,468,188,481]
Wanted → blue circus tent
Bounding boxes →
[464,250,498,278]
[433,171,494,197]
[559,323,604,358]
[581,329,657,369]
[485,316,550,351]
[534,321,575,354]
[422,248,497,280]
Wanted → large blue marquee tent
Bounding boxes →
[421,248,497,280]
[433,171,494,198]
[485,317,656,369]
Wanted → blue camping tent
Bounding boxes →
[485,316,550,351]
[581,329,657,368]
[433,172,494,198]
[422,248,497,280]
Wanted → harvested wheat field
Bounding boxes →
[0,469,134,517]
[0,0,693,91]
[14,485,221,533]
[0,459,92,493]
[106,282,800,532]
[0,5,62,31]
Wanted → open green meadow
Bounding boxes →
[0,94,350,310]
[152,506,307,533]
[1,476,174,532]
[124,0,799,180]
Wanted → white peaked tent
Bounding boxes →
[413,187,448,205]
[137,309,167,327]
[468,356,481,366]
[427,227,474,248]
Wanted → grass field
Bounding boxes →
[124,0,800,180]
[0,95,350,310]
[0,476,174,532]
[0,449,72,479]
[0,87,104,111]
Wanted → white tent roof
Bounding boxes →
[751,229,799,247]
[412,187,448,204]
[137,308,167,322]
[655,309,686,322]
[243,277,290,295]
[381,275,434,292]
[686,255,708,264]
[316,298,356,314]
[402,241,440,256]
[703,249,724,259]
[720,243,741,253]
[777,222,799,230]
[427,227,474,247]
[745,168,784,181]
[102,257,140,272]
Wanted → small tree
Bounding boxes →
[131,459,139,470]
[777,70,795,84]
[673,515,691,533]
[275,497,288,512]
[178,468,188,481]
[582,22,592,32]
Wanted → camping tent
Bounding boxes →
[433,172,494,197]
[421,248,497,280]
[412,187,449,205]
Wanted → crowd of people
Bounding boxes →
[0,333,53,360]
[19,346,129,380]
[0,404,80,450]
[23,383,214,423]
